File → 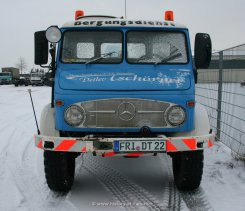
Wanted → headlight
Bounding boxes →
[64,105,85,126]
[45,26,62,43]
[166,106,186,126]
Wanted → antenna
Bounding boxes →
[124,0,127,19]
[28,89,40,135]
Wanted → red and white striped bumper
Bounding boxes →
[35,133,215,157]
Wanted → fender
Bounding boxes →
[171,103,211,137]
[39,104,59,137]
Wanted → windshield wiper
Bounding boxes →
[85,51,117,64]
[155,52,182,64]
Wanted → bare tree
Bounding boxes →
[16,57,28,74]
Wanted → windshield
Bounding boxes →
[61,31,123,64]
[127,31,188,64]
[0,72,11,76]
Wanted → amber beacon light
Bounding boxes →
[75,10,84,20]
[165,10,174,21]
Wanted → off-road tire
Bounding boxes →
[172,150,204,191]
[44,151,75,192]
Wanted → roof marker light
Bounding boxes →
[165,11,174,21]
[75,10,84,20]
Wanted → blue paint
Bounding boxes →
[54,26,195,134]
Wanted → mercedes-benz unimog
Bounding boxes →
[34,10,214,192]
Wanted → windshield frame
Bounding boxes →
[126,30,189,65]
[60,29,124,65]
[0,72,11,76]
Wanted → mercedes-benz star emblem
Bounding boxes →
[118,102,136,121]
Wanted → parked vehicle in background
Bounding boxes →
[14,77,29,86]
[1,67,20,85]
[0,72,12,84]
[241,80,245,87]
[43,72,52,87]
[30,72,44,86]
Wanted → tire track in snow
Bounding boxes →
[13,135,79,211]
[0,127,19,179]
[5,137,79,211]
[160,155,182,211]
[0,112,78,210]
[80,155,165,211]
[0,113,33,175]
[0,86,65,210]
[180,188,214,211]
[0,127,39,209]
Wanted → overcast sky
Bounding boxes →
[0,0,245,71]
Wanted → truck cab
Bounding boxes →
[30,72,44,86]
[0,72,12,85]
[34,11,214,192]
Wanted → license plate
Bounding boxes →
[114,140,166,152]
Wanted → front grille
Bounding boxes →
[72,98,173,128]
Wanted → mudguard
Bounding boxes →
[171,103,211,137]
[39,104,59,137]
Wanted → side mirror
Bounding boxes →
[34,31,48,65]
[194,33,212,69]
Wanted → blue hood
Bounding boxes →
[58,68,191,91]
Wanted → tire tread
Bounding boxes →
[172,150,204,191]
[44,151,75,192]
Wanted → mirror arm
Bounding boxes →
[50,45,56,74]
[193,66,198,84]
[49,44,57,108]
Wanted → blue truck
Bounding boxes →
[34,10,214,192]
[0,72,12,85]
[1,67,20,85]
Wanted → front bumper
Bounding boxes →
[35,133,215,157]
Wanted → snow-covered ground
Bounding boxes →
[0,85,244,211]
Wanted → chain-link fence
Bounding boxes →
[196,44,245,159]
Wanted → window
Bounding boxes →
[101,43,122,58]
[127,31,188,64]
[127,43,146,59]
[0,73,11,76]
[77,43,94,59]
[61,31,123,64]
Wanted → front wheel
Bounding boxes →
[172,150,204,191]
[44,151,76,192]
